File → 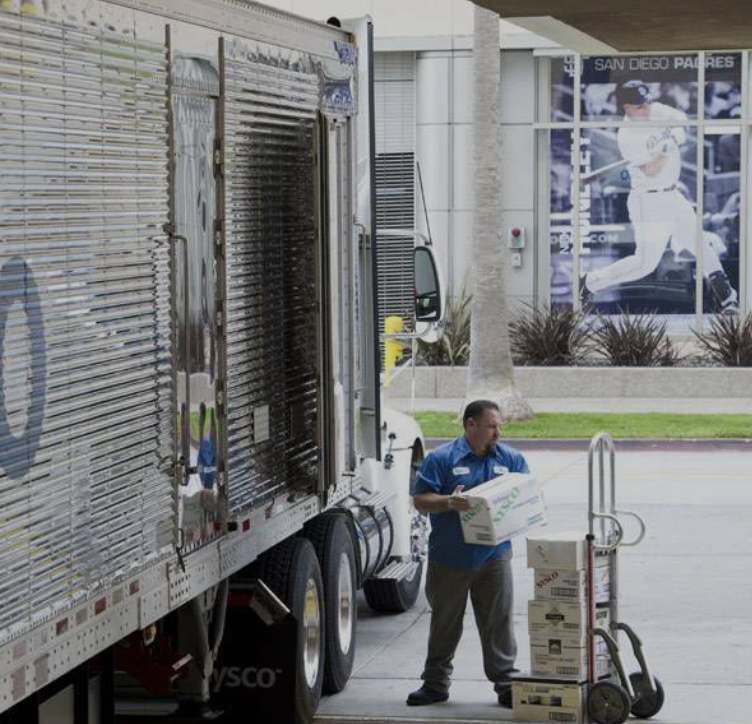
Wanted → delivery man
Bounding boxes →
[407,399,529,708]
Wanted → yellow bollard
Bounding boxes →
[384,316,404,388]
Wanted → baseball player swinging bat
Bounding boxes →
[580,157,630,185]
[580,79,739,314]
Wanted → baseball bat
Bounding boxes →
[580,157,630,185]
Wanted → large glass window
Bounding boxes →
[540,51,746,325]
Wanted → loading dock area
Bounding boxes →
[317,447,752,724]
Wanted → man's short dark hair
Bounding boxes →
[462,400,500,428]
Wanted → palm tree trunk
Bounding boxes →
[465,5,533,420]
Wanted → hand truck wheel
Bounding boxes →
[629,672,665,719]
[587,681,631,724]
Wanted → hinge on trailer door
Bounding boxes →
[176,529,186,572]
[213,140,223,176]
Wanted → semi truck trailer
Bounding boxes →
[0,1,444,721]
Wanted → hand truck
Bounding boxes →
[585,432,665,724]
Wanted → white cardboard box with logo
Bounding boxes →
[530,634,610,679]
[526,532,593,570]
[533,556,610,603]
[528,600,610,643]
[458,473,547,546]
[512,677,587,723]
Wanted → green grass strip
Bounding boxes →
[410,411,752,439]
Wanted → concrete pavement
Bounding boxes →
[317,448,752,724]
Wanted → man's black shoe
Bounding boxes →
[497,686,513,708]
[406,687,449,706]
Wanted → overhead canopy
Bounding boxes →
[473,0,751,53]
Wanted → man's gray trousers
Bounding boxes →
[421,555,517,695]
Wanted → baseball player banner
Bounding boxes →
[548,53,741,317]
[579,124,701,316]
[549,56,575,123]
[549,129,575,305]
[701,132,740,313]
[579,53,741,122]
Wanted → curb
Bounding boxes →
[425,438,752,451]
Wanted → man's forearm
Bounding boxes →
[413,493,451,513]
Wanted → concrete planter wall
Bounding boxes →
[386,365,750,398]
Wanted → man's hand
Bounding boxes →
[447,485,471,511]
[413,487,471,513]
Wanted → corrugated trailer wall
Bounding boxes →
[221,38,321,513]
[0,4,174,636]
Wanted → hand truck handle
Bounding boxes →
[613,509,647,547]
[590,512,624,550]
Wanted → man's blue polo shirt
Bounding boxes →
[413,437,529,571]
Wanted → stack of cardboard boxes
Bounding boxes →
[513,533,612,723]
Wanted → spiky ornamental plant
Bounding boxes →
[590,312,680,367]
[510,303,591,366]
[692,313,752,366]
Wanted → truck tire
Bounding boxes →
[305,514,357,693]
[362,558,423,613]
[259,537,325,724]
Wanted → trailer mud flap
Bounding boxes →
[212,596,297,721]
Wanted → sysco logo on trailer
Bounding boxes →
[212,666,282,691]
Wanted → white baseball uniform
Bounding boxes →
[586,101,724,294]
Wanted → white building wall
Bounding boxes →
[412,48,538,308]
[251,0,550,46]
[499,51,537,311]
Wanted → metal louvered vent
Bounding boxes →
[222,41,320,513]
[373,53,415,343]
[375,152,415,337]
[0,10,173,635]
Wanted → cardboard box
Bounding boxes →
[513,677,587,723]
[458,473,547,546]
[527,532,591,570]
[534,557,610,603]
[528,600,610,643]
[530,635,610,680]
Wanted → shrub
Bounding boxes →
[416,285,472,366]
[590,311,680,366]
[510,303,591,366]
[692,313,752,366]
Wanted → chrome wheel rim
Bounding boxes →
[303,577,322,687]
[337,552,354,655]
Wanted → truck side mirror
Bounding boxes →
[413,246,443,322]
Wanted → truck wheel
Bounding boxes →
[362,558,423,613]
[305,514,358,693]
[259,537,325,724]
[629,672,665,719]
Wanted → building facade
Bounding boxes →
[261,1,752,330]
